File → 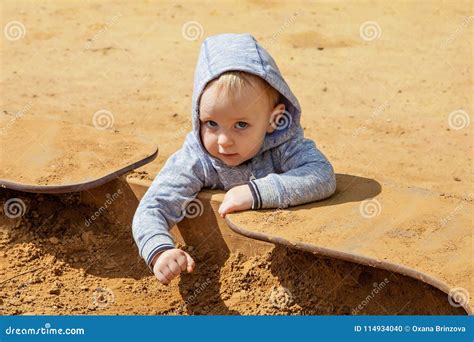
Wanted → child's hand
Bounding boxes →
[151,248,195,285]
[218,184,253,218]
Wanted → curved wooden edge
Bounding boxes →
[225,216,472,315]
[0,148,158,194]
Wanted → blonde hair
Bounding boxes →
[209,71,281,107]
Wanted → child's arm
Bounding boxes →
[248,127,336,209]
[132,143,205,273]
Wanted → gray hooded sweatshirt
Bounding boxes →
[132,33,337,270]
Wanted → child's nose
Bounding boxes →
[217,132,233,147]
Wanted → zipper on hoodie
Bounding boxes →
[249,171,256,181]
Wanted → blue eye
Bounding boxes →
[205,120,218,128]
[236,122,248,129]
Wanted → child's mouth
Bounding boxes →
[220,152,238,157]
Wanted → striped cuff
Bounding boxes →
[140,233,176,272]
[248,175,285,209]
[146,244,176,272]
[247,180,262,209]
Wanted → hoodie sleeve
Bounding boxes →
[247,129,336,209]
[132,142,205,271]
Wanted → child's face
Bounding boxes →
[199,79,281,166]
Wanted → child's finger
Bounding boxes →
[185,253,195,273]
[160,267,173,282]
[156,270,170,285]
[176,254,188,272]
[221,204,238,217]
[218,204,224,216]
[219,204,229,217]
[218,198,232,214]
[167,261,181,278]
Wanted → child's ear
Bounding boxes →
[267,104,286,133]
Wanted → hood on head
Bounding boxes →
[191,33,301,163]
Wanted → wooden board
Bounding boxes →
[226,174,473,314]
[0,114,157,193]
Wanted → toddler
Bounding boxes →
[132,33,336,285]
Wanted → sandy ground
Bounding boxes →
[226,173,473,313]
[0,0,472,315]
[0,190,466,315]
[0,115,157,187]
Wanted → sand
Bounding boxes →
[0,0,472,315]
[1,1,471,192]
[226,175,473,313]
[0,115,157,189]
[0,190,465,315]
